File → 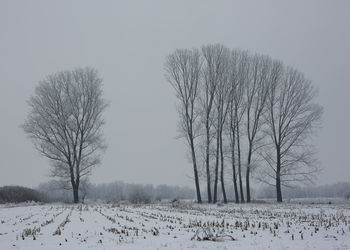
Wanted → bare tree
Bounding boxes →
[23,67,108,203]
[260,66,323,202]
[212,46,230,203]
[165,48,202,203]
[245,54,271,202]
[228,91,239,203]
[200,44,226,203]
[227,49,248,203]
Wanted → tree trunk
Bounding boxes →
[231,145,239,203]
[276,171,282,202]
[236,122,244,202]
[276,148,282,202]
[219,132,227,203]
[233,168,239,203]
[193,164,202,203]
[70,166,79,204]
[205,119,212,203]
[73,186,79,204]
[190,137,202,203]
[230,115,239,203]
[213,129,220,203]
[246,146,252,203]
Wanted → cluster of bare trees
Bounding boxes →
[21,48,322,204]
[165,44,322,203]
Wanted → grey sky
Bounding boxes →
[0,0,349,188]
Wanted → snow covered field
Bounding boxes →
[0,201,349,250]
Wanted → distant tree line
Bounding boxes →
[36,180,195,204]
[2,182,348,205]
[0,186,46,204]
[256,182,350,200]
[165,44,323,203]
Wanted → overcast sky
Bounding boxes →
[0,0,349,188]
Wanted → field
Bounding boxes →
[0,201,349,250]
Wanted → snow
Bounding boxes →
[0,201,349,249]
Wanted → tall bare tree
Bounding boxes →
[227,49,248,203]
[245,55,271,202]
[212,46,230,203]
[201,44,226,203]
[165,48,202,203]
[260,66,323,202]
[228,90,239,203]
[23,67,108,203]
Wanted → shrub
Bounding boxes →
[127,184,154,204]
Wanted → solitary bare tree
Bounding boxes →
[23,67,108,203]
[165,48,202,203]
[260,66,323,202]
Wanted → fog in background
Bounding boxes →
[0,0,349,188]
